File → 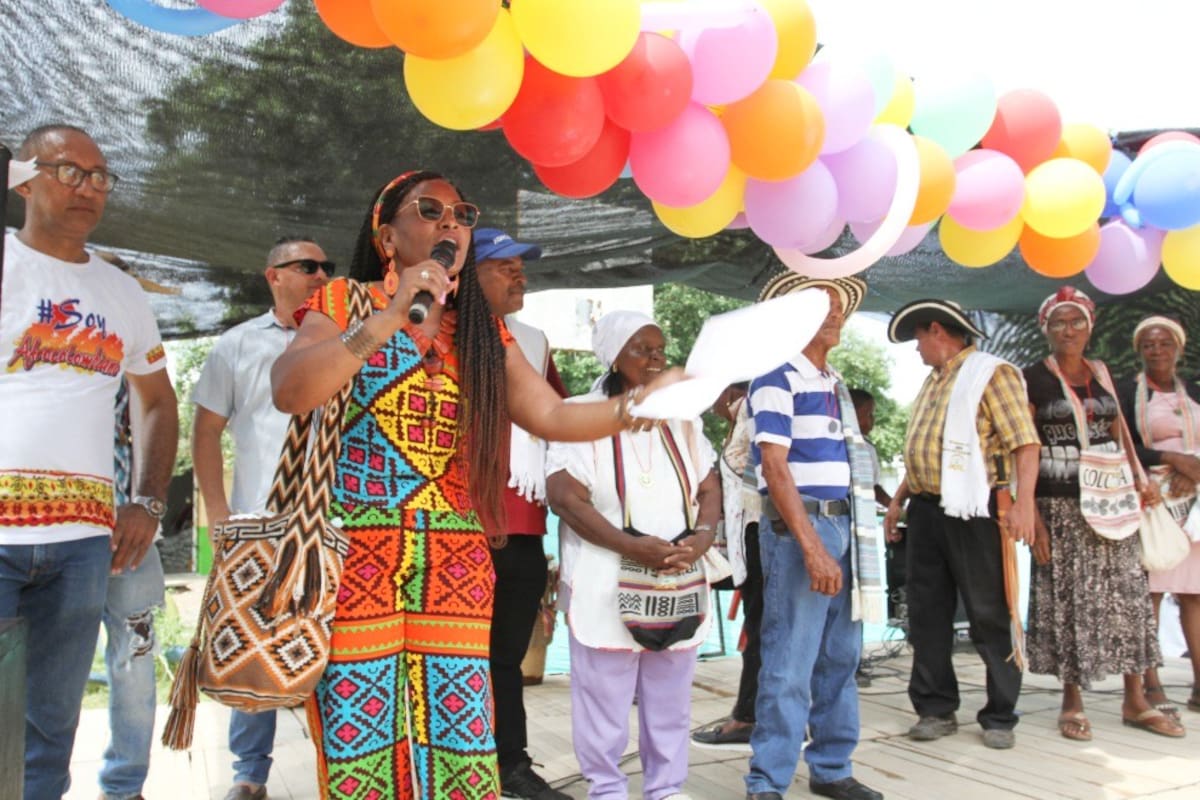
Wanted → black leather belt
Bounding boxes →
[914,492,941,503]
[764,497,850,529]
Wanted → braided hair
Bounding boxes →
[349,172,510,530]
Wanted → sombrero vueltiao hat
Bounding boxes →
[758,271,867,317]
[887,299,985,343]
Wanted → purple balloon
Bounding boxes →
[823,133,898,223]
[679,2,777,106]
[1084,220,1163,295]
[800,212,847,254]
[947,149,1025,231]
[1102,150,1132,218]
[630,104,731,207]
[850,219,932,256]
[744,162,838,248]
[726,211,750,230]
[796,59,875,155]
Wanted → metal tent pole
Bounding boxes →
[0,143,10,310]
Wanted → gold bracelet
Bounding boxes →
[340,319,379,361]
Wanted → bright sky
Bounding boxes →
[808,0,1199,132]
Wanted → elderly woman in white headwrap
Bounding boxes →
[1117,315,1200,719]
[546,310,721,800]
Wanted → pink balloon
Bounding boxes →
[796,59,875,154]
[850,219,932,256]
[823,131,898,223]
[196,0,284,19]
[744,162,838,248]
[727,211,750,230]
[1084,221,1164,295]
[678,2,777,105]
[630,104,731,207]
[946,149,1025,231]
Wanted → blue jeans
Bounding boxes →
[0,535,111,800]
[230,709,276,785]
[746,512,862,794]
[99,544,165,799]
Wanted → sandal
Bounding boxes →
[1057,711,1093,741]
[1144,684,1181,722]
[1122,708,1186,738]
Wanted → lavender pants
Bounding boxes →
[569,633,697,800]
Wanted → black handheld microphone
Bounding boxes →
[408,240,458,323]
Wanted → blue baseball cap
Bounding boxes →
[473,228,542,263]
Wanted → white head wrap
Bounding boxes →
[1133,315,1187,351]
[591,310,658,369]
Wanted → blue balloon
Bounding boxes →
[1101,149,1130,218]
[1133,146,1200,230]
[106,0,240,36]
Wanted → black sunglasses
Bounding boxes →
[272,258,336,276]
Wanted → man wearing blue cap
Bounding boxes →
[473,228,570,800]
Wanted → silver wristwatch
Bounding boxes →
[132,495,167,521]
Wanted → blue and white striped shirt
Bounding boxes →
[749,355,850,501]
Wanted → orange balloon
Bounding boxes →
[1018,223,1101,278]
[910,135,955,225]
[315,0,391,48]
[371,0,498,59]
[1052,123,1112,174]
[722,80,824,181]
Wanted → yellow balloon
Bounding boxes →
[404,10,524,131]
[939,214,1024,268]
[653,167,746,238]
[1052,123,1113,175]
[1020,157,1106,239]
[512,0,641,78]
[875,74,914,128]
[1162,225,1200,290]
[759,0,817,79]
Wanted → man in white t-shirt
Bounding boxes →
[1,124,179,800]
[191,235,332,800]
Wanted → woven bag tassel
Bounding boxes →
[161,642,201,749]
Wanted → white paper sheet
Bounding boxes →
[6,158,37,190]
[630,289,830,419]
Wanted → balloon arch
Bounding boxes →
[106,0,1200,293]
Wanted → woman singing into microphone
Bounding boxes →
[272,170,676,800]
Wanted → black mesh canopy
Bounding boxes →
[2,2,1194,338]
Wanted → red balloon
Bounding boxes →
[1140,130,1200,154]
[534,119,631,198]
[981,89,1062,173]
[503,57,606,168]
[596,33,692,132]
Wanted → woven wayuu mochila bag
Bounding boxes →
[163,281,373,749]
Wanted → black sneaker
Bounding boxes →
[500,759,570,800]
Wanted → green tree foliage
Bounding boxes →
[829,327,906,463]
[166,338,218,474]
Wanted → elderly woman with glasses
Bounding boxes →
[1022,287,1182,741]
[271,171,678,800]
[1117,316,1200,719]
[546,311,721,800]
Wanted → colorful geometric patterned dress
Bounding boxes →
[302,279,501,800]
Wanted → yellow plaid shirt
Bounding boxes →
[904,347,1040,495]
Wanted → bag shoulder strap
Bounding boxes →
[265,279,375,514]
[611,425,696,531]
[1043,356,1097,450]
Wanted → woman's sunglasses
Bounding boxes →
[272,258,337,276]
[404,195,480,228]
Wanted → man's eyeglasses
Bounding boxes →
[36,161,119,192]
[272,258,337,276]
[403,196,480,228]
[1047,317,1089,333]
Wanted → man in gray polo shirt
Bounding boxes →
[191,235,333,800]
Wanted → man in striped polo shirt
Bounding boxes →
[744,276,882,800]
